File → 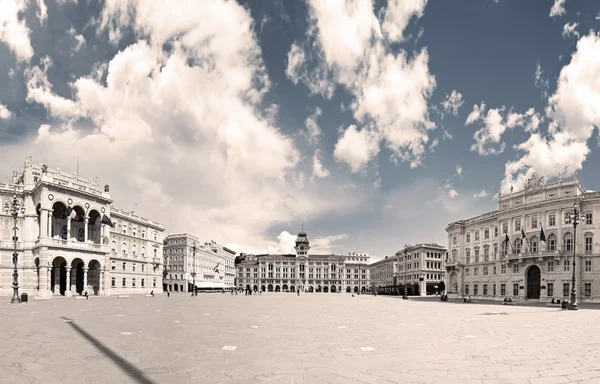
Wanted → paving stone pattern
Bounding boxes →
[1,293,600,384]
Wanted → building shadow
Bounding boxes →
[60,317,155,384]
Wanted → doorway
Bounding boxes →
[526,265,541,299]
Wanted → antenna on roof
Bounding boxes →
[301,221,304,233]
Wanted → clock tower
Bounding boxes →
[295,228,310,258]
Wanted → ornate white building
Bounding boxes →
[369,244,446,295]
[0,157,164,298]
[235,231,371,293]
[446,175,600,303]
[163,233,236,292]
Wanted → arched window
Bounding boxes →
[111,241,116,251]
[142,246,145,259]
[514,239,521,254]
[61,225,67,240]
[77,227,84,242]
[483,245,490,261]
[153,249,157,258]
[122,242,127,255]
[563,232,573,251]
[465,248,471,263]
[474,247,480,262]
[530,236,538,253]
[548,234,557,251]
[132,245,137,258]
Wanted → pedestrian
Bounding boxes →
[150,290,154,297]
[84,291,89,300]
[167,291,170,298]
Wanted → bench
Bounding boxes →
[117,295,129,299]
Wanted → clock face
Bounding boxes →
[299,245,304,251]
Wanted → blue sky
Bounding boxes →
[1,0,599,260]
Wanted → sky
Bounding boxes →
[1,0,599,261]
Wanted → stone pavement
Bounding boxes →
[1,293,600,384]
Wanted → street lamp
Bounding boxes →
[190,242,199,296]
[4,191,26,304]
[567,201,586,311]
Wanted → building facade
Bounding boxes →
[163,233,236,292]
[235,231,371,293]
[0,157,164,298]
[446,175,600,303]
[369,244,446,295]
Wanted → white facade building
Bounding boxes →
[163,233,236,292]
[0,157,164,298]
[446,175,600,303]
[235,231,371,293]
[369,243,446,295]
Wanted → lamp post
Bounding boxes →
[4,191,26,304]
[190,242,198,296]
[567,201,586,311]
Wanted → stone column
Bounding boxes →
[100,271,105,296]
[39,209,48,239]
[67,217,72,241]
[84,217,89,242]
[420,276,427,296]
[83,267,88,294]
[65,267,72,297]
[48,211,52,237]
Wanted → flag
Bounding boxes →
[213,263,220,273]
[101,214,114,227]
[65,206,72,219]
[521,228,526,239]
[540,226,546,242]
[65,206,78,220]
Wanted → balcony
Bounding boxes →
[35,237,108,253]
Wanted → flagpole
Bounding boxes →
[76,156,79,182]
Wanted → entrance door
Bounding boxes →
[527,265,541,299]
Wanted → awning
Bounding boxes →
[189,281,229,289]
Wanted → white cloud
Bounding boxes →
[502,32,600,193]
[562,22,579,39]
[288,0,435,170]
[304,106,322,145]
[36,0,48,24]
[448,189,458,199]
[474,189,487,198]
[465,102,485,125]
[1,0,366,252]
[441,90,464,116]
[456,165,462,175]
[534,62,549,99]
[24,56,81,119]
[312,152,330,178]
[0,103,13,119]
[0,0,34,62]
[382,0,427,43]
[550,0,566,17]
[470,106,507,156]
[333,125,380,173]
[68,27,86,52]
[231,231,349,255]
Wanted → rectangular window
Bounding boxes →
[132,278,136,288]
[466,250,471,264]
[565,214,571,225]
[585,283,591,298]
[483,266,488,275]
[515,220,521,232]
[153,278,157,287]
[502,222,508,234]
[548,261,554,272]
[465,268,470,276]
[513,283,519,296]
[531,217,538,229]
[493,265,497,275]
[564,262,570,272]
[474,284,479,295]
[494,226,498,237]
[465,284,469,295]
[585,237,593,253]
[466,233,470,243]
[500,283,506,296]
[475,231,480,241]
[547,282,553,297]
[586,213,593,225]
[122,262,126,271]
[484,247,489,261]
[141,279,145,287]
[132,263,136,272]
[585,260,592,272]
[484,229,490,239]
[501,264,506,274]
[141,264,145,272]
[453,236,457,245]
[111,277,116,287]
[483,284,488,295]
[513,263,519,274]
[549,214,556,227]
[474,267,478,276]
[122,278,126,288]
[493,283,496,296]
[563,282,570,297]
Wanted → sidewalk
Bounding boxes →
[404,294,600,309]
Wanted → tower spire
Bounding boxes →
[301,221,304,233]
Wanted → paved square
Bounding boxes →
[1,294,600,384]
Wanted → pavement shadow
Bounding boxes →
[60,317,154,384]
